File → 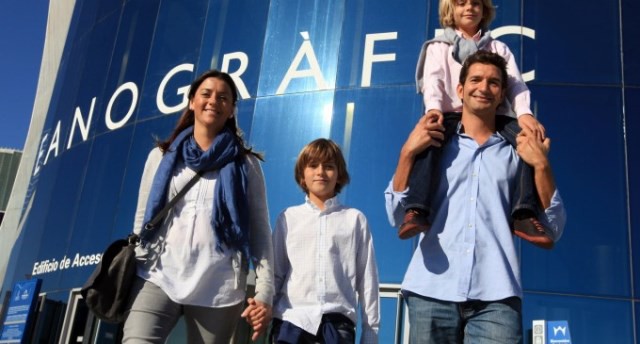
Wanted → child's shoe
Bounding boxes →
[398,209,430,240]
[513,217,554,249]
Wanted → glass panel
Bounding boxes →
[37,2,118,152]
[199,0,270,100]
[93,0,161,134]
[491,2,524,68]
[523,1,621,85]
[379,296,400,344]
[523,293,634,344]
[60,126,135,289]
[332,86,422,284]
[492,1,523,27]
[30,294,67,342]
[137,0,209,121]
[336,0,427,88]
[353,290,400,343]
[521,85,629,297]
[74,0,120,33]
[236,98,256,141]
[64,10,120,144]
[622,1,640,85]
[626,88,640,296]
[257,0,345,96]
[9,142,90,289]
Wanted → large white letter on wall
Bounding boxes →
[222,52,250,100]
[276,31,328,95]
[157,63,194,114]
[491,26,536,82]
[66,97,96,149]
[105,82,139,130]
[361,32,397,87]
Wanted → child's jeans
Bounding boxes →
[404,112,539,219]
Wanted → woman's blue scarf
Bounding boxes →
[140,126,251,260]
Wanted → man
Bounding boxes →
[385,50,566,343]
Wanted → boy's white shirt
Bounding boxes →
[272,196,380,343]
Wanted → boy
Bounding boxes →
[271,138,380,344]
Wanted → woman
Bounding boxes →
[123,70,274,343]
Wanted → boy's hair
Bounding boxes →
[294,138,350,194]
[459,50,508,90]
[439,0,496,32]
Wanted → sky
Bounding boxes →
[0,1,50,150]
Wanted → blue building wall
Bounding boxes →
[2,0,638,342]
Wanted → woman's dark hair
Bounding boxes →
[156,70,262,159]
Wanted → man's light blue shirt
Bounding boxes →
[385,128,566,302]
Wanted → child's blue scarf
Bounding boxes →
[443,27,493,65]
[140,126,251,260]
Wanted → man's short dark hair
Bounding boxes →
[459,50,509,89]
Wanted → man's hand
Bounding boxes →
[517,114,545,141]
[517,127,555,209]
[516,127,550,169]
[241,298,272,342]
[401,111,445,158]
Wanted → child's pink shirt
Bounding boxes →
[421,30,532,118]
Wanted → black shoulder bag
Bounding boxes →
[81,170,203,323]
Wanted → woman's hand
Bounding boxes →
[241,297,273,341]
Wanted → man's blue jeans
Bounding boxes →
[404,292,522,344]
[404,113,538,219]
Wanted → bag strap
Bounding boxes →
[147,170,204,228]
[137,170,204,246]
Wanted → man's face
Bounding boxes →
[456,62,504,116]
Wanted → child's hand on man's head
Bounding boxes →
[518,114,546,141]
[516,127,551,169]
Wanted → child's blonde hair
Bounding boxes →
[294,138,350,195]
[439,0,496,32]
